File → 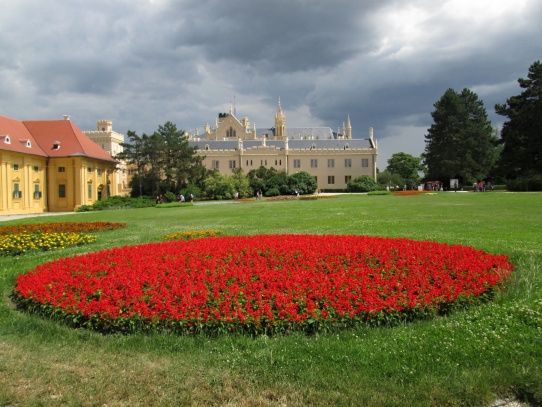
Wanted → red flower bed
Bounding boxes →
[12,235,513,335]
[0,222,126,235]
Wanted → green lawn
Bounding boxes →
[1,192,541,406]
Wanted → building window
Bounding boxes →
[88,167,92,173]
[13,183,22,199]
[345,159,352,167]
[59,184,66,198]
[275,160,278,166]
[310,159,318,168]
[345,175,352,184]
[293,159,301,168]
[97,169,103,176]
[34,184,42,199]
[212,160,219,169]
[88,183,93,199]
[33,166,39,172]
[362,159,369,167]
[328,159,334,168]
[58,166,66,172]
[328,176,335,184]
[229,160,236,169]
[13,164,19,171]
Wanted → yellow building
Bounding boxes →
[0,115,117,215]
[189,100,378,191]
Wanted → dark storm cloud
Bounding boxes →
[167,0,384,73]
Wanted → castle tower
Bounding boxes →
[345,115,352,139]
[97,120,112,132]
[274,97,286,139]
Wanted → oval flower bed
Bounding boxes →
[12,234,513,335]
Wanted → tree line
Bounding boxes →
[378,60,541,191]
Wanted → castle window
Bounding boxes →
[310,144,316,150]
[328,159,335,168]
[212,160,219,169]
[345,159,352,167]
[13,164,19,171]
[52,141,61,150]
[229,160,236,169]
[362,159,369,168]
[33,166,39,172]
[1,135,11,144]
[310,159,318,168]
[345,175,352,184]
[33,184,42,199]
[344,144,349,150]
[58,184,66,198]
[328,176,335,185]
[293,159,301,168]
[205,144,210,151]
[88,167,92,173]
[58,166,65,172]
[98,169,103,176]
[13,183,22,199]
[88,183,93,199]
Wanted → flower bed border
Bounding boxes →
[12,234,513,336]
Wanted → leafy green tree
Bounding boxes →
[231,168,252,198]
[495,60,542,180]
[347,175,378,192]
[288,171,317,195]
[386,152,423,186]
[424,88,499,186]
[377,169,405,189]
[203,172,235,200]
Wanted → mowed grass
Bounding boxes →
[1,192,541,407]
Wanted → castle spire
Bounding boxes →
[274,97,286,139]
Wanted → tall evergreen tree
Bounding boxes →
[495,60,542,179]
[116,122,206,197]
[424,88,498,185]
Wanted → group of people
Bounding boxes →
[176,193,194,203]
[473,181,493,192]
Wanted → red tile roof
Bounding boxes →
[0,115,47,157]
[0,115,115,163]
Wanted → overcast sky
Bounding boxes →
[1,0,540,168]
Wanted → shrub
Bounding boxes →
[265,188,280,197]
[347,176,379,192]
[506,174,542,191]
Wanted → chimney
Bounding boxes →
[63,115,71,121]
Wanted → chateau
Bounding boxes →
[0,115,116,215]
[187,100,378,191]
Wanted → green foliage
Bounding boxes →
[386,152,424,186]
[347,175,379,192]
[179,184,201,200]
[424,88,499,186]
[377,169,406,189]
[163,191,177,203]
[265,187,280,197]
[117,122,207,197]
[76,195,156,211]
[495,60,542,180]
[506,174,542,191]
[203,172,235,200]
[288,171,318,195]
[247,167,316,196]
